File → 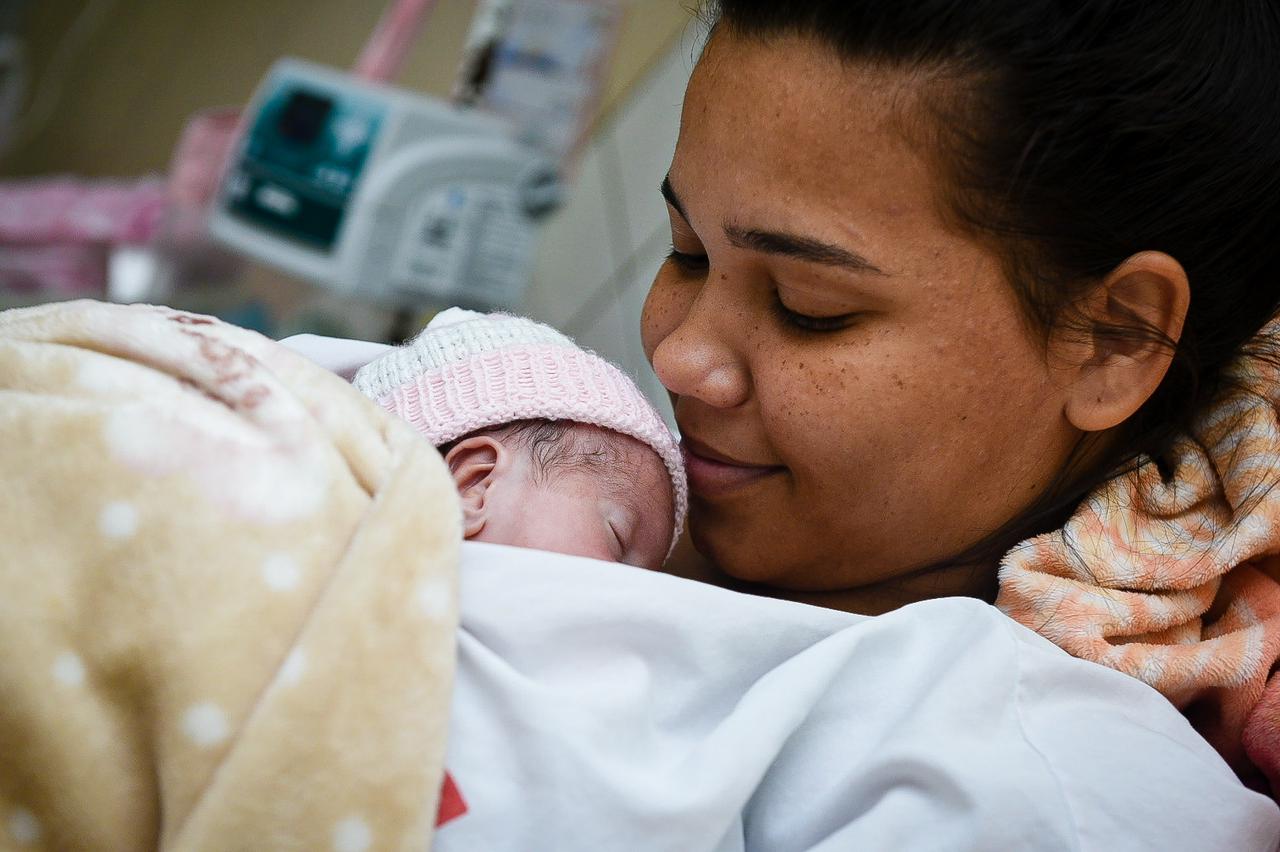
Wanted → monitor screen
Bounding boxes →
[277,90,333,145]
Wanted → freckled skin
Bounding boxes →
[641,32,1084,613]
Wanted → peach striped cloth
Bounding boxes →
[998,320,1280,800]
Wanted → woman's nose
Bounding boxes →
[650,287,751,410]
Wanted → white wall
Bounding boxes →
[520,31,703,426]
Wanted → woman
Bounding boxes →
[645,0,1280,798]
[648,0,1278,612]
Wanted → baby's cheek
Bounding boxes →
[517,501,615,563]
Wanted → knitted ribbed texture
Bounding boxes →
[354,309,687,551]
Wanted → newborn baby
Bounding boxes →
[352,309,687,571]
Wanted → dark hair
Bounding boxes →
[441,419,624,488]
[707,0,1280,582]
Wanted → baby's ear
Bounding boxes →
[444,436,506,539]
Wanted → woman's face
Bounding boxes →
[641,31,1083,606]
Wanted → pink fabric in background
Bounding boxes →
[355,0,442,82]
[159,106,248,284]
[167,107,242,207]
[0,177,166,245]
[0,177,167,297]
[0,243,108,296]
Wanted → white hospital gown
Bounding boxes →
[437,542,1280,852]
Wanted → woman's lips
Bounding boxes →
[680,437,785,497]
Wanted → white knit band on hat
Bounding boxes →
[353,308,687,552]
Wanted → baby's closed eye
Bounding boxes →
[602,506,640,563]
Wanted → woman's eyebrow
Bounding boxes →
[724,226,888,275]
[661,175,887,276]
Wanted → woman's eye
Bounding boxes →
[666,246,709,273]
[772,295,858,333]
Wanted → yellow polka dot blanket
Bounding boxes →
[999,321,1280,801]
[0,301,461,850]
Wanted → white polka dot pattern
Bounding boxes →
[261,554,301,591]
[181,702,230,748]
[98,501,138,539]
[417,577,452,619]
[52,652,85,687]
[332,816,373,852]
[280,648,307,686]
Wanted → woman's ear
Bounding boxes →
[444,436,509,539]
[1054,251,1190,433]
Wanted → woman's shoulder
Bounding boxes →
[449,547,1279,851]
[752,595,1280,851]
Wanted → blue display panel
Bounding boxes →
[225,79,386,252]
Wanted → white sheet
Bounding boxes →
[279,333,392,381]
[438,542,1280,852]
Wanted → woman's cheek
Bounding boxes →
[757,360,848,458]
[761,344,905,471]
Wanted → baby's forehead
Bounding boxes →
[563,425,669,502]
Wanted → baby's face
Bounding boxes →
[480,428,675,570]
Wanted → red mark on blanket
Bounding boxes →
[169,313,215,326]
[436,771,467,827]
[173,326,273,411]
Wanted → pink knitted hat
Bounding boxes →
[353,308,687,548]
